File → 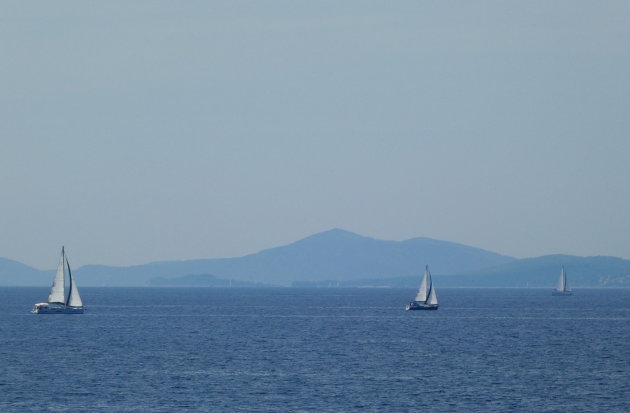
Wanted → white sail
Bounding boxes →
[47,247,66,303]
[556,266,566,292]
[65,256,83,307]
[66,280,82,306]
[427,282,438,305]
[415,266,429,301]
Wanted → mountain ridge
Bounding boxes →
[0,229,627,287]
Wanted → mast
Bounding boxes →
[47,247,66,304]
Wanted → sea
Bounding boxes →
[0,287,628,412]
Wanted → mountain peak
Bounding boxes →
[297,228,370,243]
[320,228,363,237]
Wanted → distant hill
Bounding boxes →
[444,254,630,287]
[149,273,273,288]
[0,229,514,286]
[311,254,630,288]
[0,257,52,286]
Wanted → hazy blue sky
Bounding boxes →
[2,1,629,268]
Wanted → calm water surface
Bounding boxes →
[0,287,628,412]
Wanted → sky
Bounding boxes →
[1,1,629,269]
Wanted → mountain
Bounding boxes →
[0,229,515,286]
[0,257,52,286]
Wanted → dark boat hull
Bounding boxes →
[406,302,438,311]
[552,291,572,296]
[32,303,84,314]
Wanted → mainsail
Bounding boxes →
[415,266,429,301]
[47,247,66,304]
[556,266,567,292]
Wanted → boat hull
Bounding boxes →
[32,303,84,314]
[552,291,572,296]
[406,302,438,311]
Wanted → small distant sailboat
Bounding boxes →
[406,265,438,310]
[552,265,572,296]
[32,247,84,314]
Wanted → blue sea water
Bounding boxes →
[0,287,628,412]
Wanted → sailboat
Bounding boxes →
[552,265,572,296]
[406,265,439,310]
[32,247,84,314]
